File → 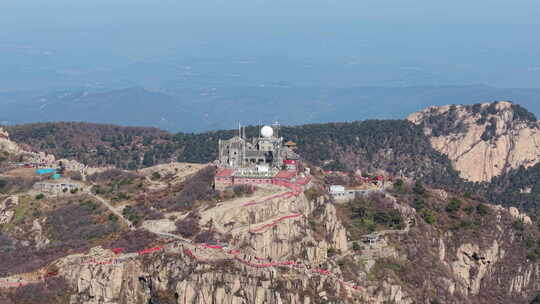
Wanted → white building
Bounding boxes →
[33,179,84,195]
[329,185,375,202]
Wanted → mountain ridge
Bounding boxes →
[408,101,540,182]
[4,85,540,132]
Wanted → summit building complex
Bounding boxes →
[214,124,308,190]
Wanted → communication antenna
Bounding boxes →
[273,121,280,138]
[239,122,242,138]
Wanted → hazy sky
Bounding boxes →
[1,0,540,88]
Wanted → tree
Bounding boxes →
[476,203,490,216]
[413,181,426,195]
[394,179,404,191]
[413,198,425,211]
[445,198,462,213]
[327,247,337,257]
[151,172,161,180]
[142,152,154,167]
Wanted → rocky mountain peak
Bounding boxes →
[408,101,540,182]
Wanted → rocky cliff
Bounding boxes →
[0,127,21,154]
[3,182,540,304]
[408,101,540,182]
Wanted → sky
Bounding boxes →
[1,0,540,89]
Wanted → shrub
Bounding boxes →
[232,185,254,197]
[464,205,475,215]
[413,198,425,211]
[304,187,323,201]
[108,214,119,222]
[122,205,141,225]
[92,185,102,194]
[394,179,404,191]
[194,231,216,243]
[80,200,98,211]
[476,203,490,216]
[422,210,436,224]
[175,215,201,238]
[151,171,161,180]
[513,220,525,232]
[35,193,45,200]
[445,198,462,213]
[413,181,426,195]
[105,230,156,252]
[352,242,360,251]
[327,247,338,257]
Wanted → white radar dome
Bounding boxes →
[261,125,274,138]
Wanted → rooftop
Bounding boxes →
[285,141,297,146]
[274,170,297,179]
[215,168,235,178]
[234,168,278,178]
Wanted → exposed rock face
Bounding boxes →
[51,192,369,304]
[4,187,540,304]
[31,218,50,249]
[449,241,503,296]
[0,128,8,139]
[508,207,533,225]
[0,128,21,154]
[58,246,362,304]
[0,196,18,225]
[408,101,540,182]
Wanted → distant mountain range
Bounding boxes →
[2,84,540,132]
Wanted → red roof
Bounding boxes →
[295,176,311,186]
[274,170,297,179]
[216,168,235,178]
[283,160,296,164]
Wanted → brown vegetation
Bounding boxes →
[105,230,158,252]
[1,277,73,304]
[175,214,201,238]
[0,197,124,275]
[149,166,218,212]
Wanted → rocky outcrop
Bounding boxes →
[450,241,503,296]
[37,190,365,304]
[0,128,21,154]
[56,244,368,304]
[0,195,18,225]
[408,101,540,182]
[4,179,540,303]
[31,219,50,249]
